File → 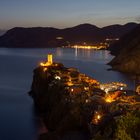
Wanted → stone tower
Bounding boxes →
[48,54,53,64]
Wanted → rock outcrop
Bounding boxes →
[29,63,95,140]
[29,61,140,140]
[109,24,140,75]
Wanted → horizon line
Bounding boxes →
[1,21,139,31]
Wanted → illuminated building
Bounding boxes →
[40,54,53,67]
[104,91,122,103]
[105,96,114,103]
[48,54,53,64]
[100,82,127,93]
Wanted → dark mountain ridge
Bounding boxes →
[0,23,138,48]
[102,22,138,38]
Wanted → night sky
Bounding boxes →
[0,0,140,29]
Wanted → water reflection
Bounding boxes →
[54,48,111,62]
[54,48,133,89]
[56,47,62,57]
[72,48,111,62]
[75,47,78,57]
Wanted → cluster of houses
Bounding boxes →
[38,54,140,128]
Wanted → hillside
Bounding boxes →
[109,24,140,75]
[0,23,138,48]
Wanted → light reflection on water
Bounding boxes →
[54,48,133,89]
[0,47,134,140]
[55,48,112,63]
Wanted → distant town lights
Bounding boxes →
[72,45,107,50]
[56,37,63,40]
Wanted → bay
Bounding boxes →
[0,47,134,140]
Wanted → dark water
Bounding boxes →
[0,48,134,140]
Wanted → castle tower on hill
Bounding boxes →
[48,54,53,64]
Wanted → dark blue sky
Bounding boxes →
[0,0,140,29]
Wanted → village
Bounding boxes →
[26,53,140,140]
[39,54,140,127]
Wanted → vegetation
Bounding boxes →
[92,111,140,140]
[114,111,140,140]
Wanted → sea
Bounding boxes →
[0,47,134,140]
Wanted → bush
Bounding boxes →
[114,111,140,140]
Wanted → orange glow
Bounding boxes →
[105,97,114,103]
[40,62,50,67]
[92,112,102,124]
[97,115,101,120]
[40,62,46,66]
[105,91,122,103]
[67,82,73,86]
[43,68,47,72]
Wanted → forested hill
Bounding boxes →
[0,23,138,48]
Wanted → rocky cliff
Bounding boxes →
[29,62,101,140]
[29,61,140,140]
[109,24,140,75]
